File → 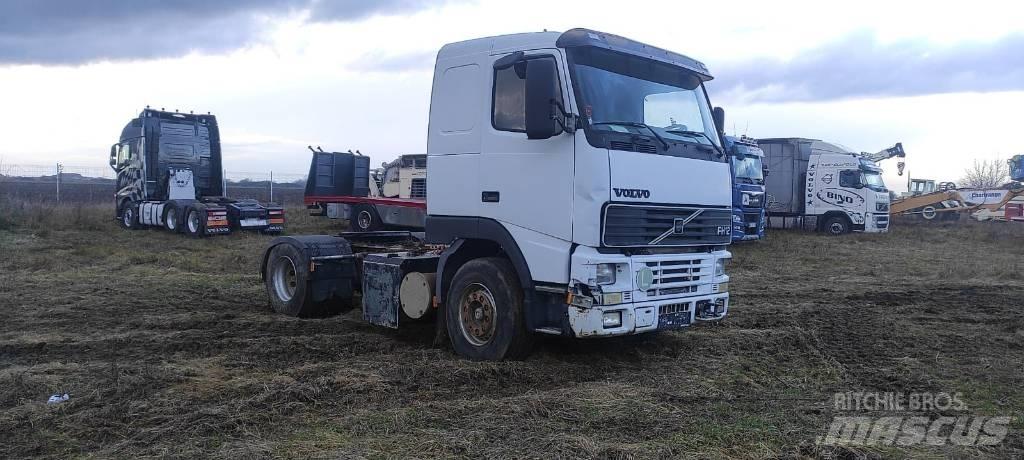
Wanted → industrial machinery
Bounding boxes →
[110,108,284,236]
[759,138,905,234]
[305,148,427,231]
[262,28,734,360]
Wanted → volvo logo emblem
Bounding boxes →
[673,218,686,234]
[649,210,703,245]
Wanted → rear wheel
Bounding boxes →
[352,204,382,232]
[119,201,140,230]
[822,216,850,235]
[163,203,180,232]
[264,243,348,317]
[445,257,534,361]
[185,207,205,237]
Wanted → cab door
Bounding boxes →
[478,50,575,283]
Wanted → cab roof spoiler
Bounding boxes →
[555,28,713,81]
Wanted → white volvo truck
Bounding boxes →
[759,138,905,235]
[261,29,734,360]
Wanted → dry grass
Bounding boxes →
[0,201,1022,458]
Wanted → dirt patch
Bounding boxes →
[1,206,1022,458]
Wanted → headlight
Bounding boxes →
[595,263,616,285]
[876,202,889,212]
[602,311,622,328]
[715,258,729,277]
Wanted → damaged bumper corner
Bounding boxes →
[565,293,730,338]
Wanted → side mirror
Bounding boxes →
[712,107,725,135]
[762,166,770,177]
[109,144,118,169]
[525,58,560,140]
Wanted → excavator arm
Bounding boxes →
[860,143,906,176]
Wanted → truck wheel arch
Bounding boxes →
[429,217,535,307]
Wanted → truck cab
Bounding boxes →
[110,108,284,235]
[804,143,891,233]
[725,135,766,241]
[263,28,734,360]
[426,28,732,339]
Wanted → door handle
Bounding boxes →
[481,191,500,203]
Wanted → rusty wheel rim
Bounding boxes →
[457,282,496,346]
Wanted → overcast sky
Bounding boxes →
[1,0,1022,189]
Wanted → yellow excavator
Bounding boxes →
[891,156,1024,221]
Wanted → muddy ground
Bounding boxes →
[1,202,1022,459]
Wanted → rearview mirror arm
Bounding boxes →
[550,100,577,134]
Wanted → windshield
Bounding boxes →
[862,171,887,191]
[732,156,763,183]
[568,47,722,157]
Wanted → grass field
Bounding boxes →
[1,201,1022,458]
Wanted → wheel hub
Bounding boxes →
[272,256,298,302]
[458,283,496,346]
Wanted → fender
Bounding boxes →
[426,215,535,302]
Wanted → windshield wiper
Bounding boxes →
[664,129,722,155]
[591,121,669,150]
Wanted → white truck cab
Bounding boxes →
[264,28,734,360]
[425,29,732,338]
[761,138,897,235]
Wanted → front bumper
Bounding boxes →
[567,293,729,337]
[565,247,731,337]
[863,212,890,233]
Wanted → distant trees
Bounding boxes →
[960,159,1008,189]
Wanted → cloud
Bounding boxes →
[0,0,454,65]
[307,0,458,22]
[713,32,1024,103]
[347,50,436,72]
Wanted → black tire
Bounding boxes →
[445,257,534,361]
[184,207,205,238]
[351,204,382,232]
[162,203,181,233]
[822,215,850,235]
[264,243,342,317]
[119,201,140,230]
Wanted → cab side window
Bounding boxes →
[492,56,562,132]
[117,143,132,166]
[839,170,860,187]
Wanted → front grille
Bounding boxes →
[659,302,691,315]
[609,141,657,154]
[410,178,426,198]
[743,212,760,226]
[603,204,732,247]
[645,259,709,297]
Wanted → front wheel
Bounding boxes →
[119,201,140,230]
[445,257,534,361]
[822,216,850,235]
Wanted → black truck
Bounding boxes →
[110,108,284,236]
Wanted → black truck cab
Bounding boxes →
[110,108,283,236]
